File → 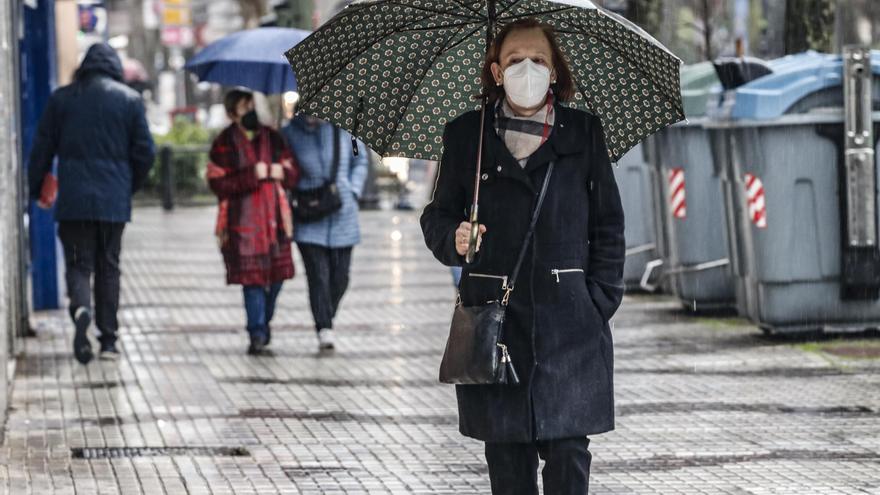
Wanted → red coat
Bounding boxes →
[207,125,299,286]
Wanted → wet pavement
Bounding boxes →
[2,207,880,494]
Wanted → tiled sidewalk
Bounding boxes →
[2,207,879,494]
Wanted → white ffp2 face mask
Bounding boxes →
[503,59,551,109]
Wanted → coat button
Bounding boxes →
[481,173,489,181]
[496,165,502,172]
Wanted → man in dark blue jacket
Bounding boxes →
[28,43,155,364]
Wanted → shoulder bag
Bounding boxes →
[439,162,555,385]
[290,126,342,222]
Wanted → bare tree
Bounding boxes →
[700,0,713,59]
[783,0,834,54]
[624,0,662,37]
[671,0,731,62]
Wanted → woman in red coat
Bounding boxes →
[207,89,299,355]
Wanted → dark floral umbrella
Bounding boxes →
[285,0,683,162]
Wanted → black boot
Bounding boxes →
[247,332,268,355]
[72,307,93,365]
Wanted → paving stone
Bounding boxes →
[2,208,879,494]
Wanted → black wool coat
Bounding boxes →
[421,103,626,443]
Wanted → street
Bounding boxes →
[2,207,879,494]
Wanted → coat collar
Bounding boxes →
[482,101,586,190]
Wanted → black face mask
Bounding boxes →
[241,109,260,131]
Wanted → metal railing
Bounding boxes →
[155,143,388,212]
[157,144,211,211]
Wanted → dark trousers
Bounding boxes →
[296,243,352,331]
[485,437,591,495]
[243,282,283,337]
[57,221,125,346]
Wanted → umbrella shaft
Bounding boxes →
[486,0,497,47]
[471,98,488,218]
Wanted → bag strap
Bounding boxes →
[328,126,341,182]
[502,161,555,304]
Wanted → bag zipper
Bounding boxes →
[468,273,509,288]
[550,268,585,282]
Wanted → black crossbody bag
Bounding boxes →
[439,162,555,386]
[290,126,342,222]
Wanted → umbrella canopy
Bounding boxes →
[286,0,683,161]
[186,27,310,94]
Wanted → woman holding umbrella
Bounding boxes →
[421,19,625,494]
[287,2,682,491]
[207,89,300,355]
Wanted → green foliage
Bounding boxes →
[268,0,314,29]
[748,0,768,49]
[625,0,663,41]
[783,0,835,54]
[145,117,214,196]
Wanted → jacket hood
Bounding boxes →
[75,43,124,82]
[291,113,328,134]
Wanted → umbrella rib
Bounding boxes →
[384,0,481,21]
[385,21,482,154]
[498,5,575,20]
[577,81,677,161]
[331,0,474,22]
[298,10,477,107]
[555,26,680,102]
[573,69,681,139]
[496,0,525,19]
[392,20,481,35]
[440,22,493,54]
[448,0,486,19]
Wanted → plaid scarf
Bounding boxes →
[207,126,294,254]
[494,94,555,167]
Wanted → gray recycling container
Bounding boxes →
[709,50,880,333]
[646,62,736,310]
[614,143,662,290]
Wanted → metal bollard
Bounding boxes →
[843,46,875,247]
[840,45,878,298]
[160,146,174,211]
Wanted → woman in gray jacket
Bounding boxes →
[282,114,368,351]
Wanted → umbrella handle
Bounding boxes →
[465,208,480,264]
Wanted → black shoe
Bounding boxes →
[99,343,121,361]
[247,333,269,355]
[265,325,271,346]
[72,308,93,365]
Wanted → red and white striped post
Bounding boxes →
[668,168,687,220]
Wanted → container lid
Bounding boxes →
[729,50,880,120]
[712,57,773,90]
[680,62,721,118]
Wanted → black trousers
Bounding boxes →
[57,221,125,346]
[296,243,353,331]
[485,437,591,495]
